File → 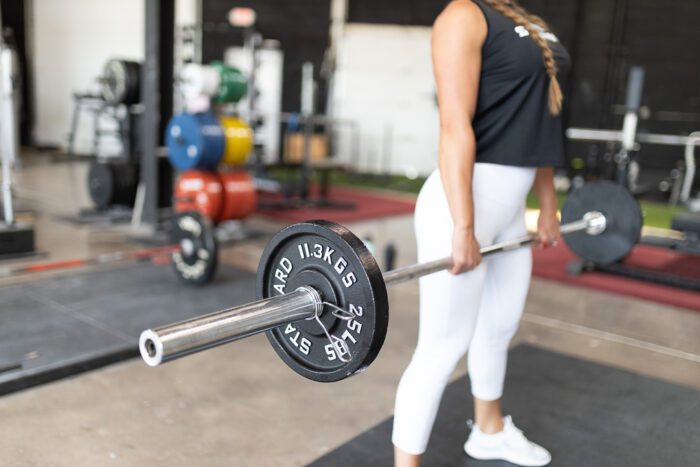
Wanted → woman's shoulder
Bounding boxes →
[433,0,488,41]
[434,1,487,36]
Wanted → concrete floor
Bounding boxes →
[1,157,699,466]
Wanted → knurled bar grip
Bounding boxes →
[139,212,604,366]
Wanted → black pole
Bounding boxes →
[140,0,175,227]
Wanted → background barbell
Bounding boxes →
[0,212,218,285]
[139,181,643,382]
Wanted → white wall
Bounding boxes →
[332,24,439,176]
[32,0,145,153]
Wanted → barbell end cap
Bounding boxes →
[139,329,164,367]
[584,211,607,236]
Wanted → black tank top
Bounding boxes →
[471,0,570,167]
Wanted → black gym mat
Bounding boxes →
[308,345,700,467]
[0,263,256,396]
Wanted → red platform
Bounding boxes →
[532,243,700,312]
[256,185,416,224]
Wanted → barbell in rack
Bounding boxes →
[0,212,218,286]
[139,181,643,382]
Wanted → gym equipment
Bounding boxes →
[561,181,642,264]
[166,113,225,171]
[254,221,388,381]
[178,62,247,103]
[180,63,220,99]
[219,171,258,221]
[173,170,257,224]
[86,158,172,210]
[0,37,34,257]
[578,208,700,292]
[219,116,253,166]
[567,67,700,205]
[384,244,397,271]
[174,170,224,222]
[262,113,355,212]
[569,128,700,205]
[139,182,643,381]
[210,61,248,103]
[170,211,219,285]
[88,161,139,209]
[669,214,700,255]
[101,59,141,106]
[0,212,217,285]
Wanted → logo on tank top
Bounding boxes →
[514,25,559,43]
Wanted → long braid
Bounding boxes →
[481,0,563,115]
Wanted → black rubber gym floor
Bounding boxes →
[308,345,700,467]
[0,263,256,396]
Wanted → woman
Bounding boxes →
[392,1,569,466]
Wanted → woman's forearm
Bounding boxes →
[532,167,558,214]
[438,125,477,232]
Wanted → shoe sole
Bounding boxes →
[464,443,551,467]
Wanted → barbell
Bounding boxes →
[0,212,218,286]
[139,181,643,382]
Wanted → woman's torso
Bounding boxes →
[471,0,571,168]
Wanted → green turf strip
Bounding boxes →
[524,193,684,229]
[270,168,682,230]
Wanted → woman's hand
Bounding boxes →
[451,227,481,274]
[537,210,561,247]
[532,168,560,248]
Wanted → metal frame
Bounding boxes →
[566,127,700,203]
[139,0,175,229]
[1,35,19,225]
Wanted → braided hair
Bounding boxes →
[481,0,563,115]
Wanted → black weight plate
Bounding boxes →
[171,211,218,285]
[562,181,643,265]
[87,162,115,209]
[112,162,139,206]
[124,61,141,105]
[101,59,141,105]
[157,158,174,209]
[101,59,127,104]
[257,220,389,383]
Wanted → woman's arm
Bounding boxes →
[532,167,561,246]
[432,1,487,273]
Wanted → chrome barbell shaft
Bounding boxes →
[139,211,606,366]
[139,286,323,367]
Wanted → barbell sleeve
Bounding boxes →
[382,211,605,286]
[139,286,323,367]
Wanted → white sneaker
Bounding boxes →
[464,416,551,466]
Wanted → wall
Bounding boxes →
[347,0,446,25]
[332,24,438,175]
[31,0,145,153]
[31,0,199,154]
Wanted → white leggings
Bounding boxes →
[392,163,536,455]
